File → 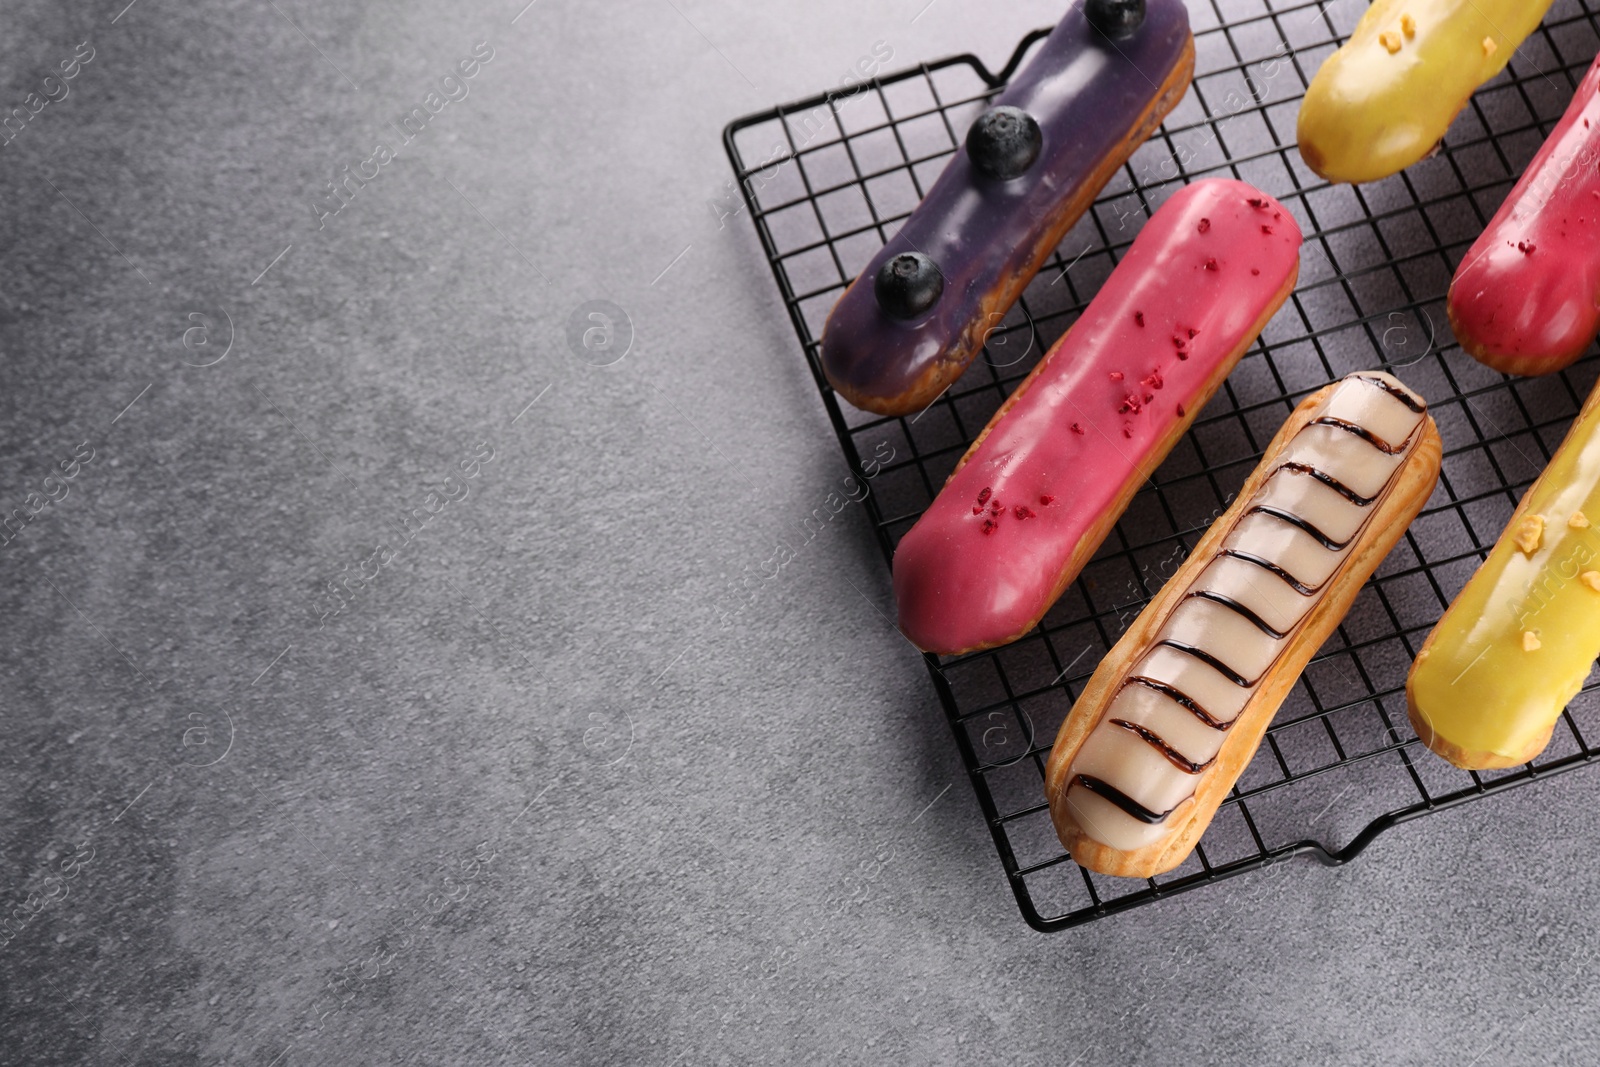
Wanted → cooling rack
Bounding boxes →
[722,0,1600,931]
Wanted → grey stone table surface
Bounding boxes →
[2,0,1599,1064]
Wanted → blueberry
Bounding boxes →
[874,252,944,321]
[965,106,1043,181]
[1086,0,1145,39]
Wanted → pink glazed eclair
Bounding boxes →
[1449,50,1600,376]
[893,179,1303,655]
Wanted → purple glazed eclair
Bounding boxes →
[819,0,1194,417]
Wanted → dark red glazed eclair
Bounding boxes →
[819,0,1195,416]
[1449,51,1600,375]
[893,179,1303,655]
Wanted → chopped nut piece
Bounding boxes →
[1570,511,1591,529]
[1482,36,1498,57]
[1380,31,1402,54]
[1401,13,1416,38]
[1583,571,1600,593]
[1514,514,1546,555]
[1523,631,1542,652]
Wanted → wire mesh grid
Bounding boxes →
[723,0,1600,931]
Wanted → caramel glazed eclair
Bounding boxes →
[1045,373,1443,878]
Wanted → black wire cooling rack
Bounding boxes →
[723,0,1600,931]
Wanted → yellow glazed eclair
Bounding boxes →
[1408,383,1600,769]
[1298,0,1555,184]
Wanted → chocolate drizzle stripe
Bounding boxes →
[1352,373,1427,413]
[1186,590,1288,639]
[1246,504,1353,551]
[1309,415,1407,455]
[1275,462,1376,506]
[1072,774,1177,824]
[1156,640,1256,687]
[1110,719,1216,774]
[1219,549,1322,596]
[1124,676,1235,731]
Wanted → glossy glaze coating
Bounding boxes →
[1449,52,1600,375]
[1063,375,1427,851]
[1408,386,1600,768]
[1298,0,1554,184]
[892,179,1303,655]
[819,0,1193,415]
